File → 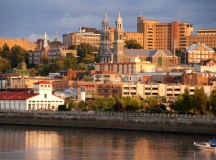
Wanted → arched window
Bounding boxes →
[157,57,163,66]
[120,35,122,40]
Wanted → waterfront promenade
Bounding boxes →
[0,111,216,134]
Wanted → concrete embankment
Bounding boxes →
[0,111,216,134]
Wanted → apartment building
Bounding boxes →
[137,16,193,50]
[121,82,214,102]
[29,48,77,65]
[185,29,216,49]
[184,43,216,64]
[93,71,121,83]
[182,72,215,85]
[63,29,100,48]
[124,32,144,47]
[94,59,155,75]
[0,38,36,51]
[97,83,122,98]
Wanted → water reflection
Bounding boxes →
[0,125,215,160]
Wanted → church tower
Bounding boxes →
[42,32,50,58]
[113,9,124,63]
[100,10,111,62]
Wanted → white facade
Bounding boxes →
[194,64,216,73]
[0,81,64,111]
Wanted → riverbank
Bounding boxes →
[0,111,216,134]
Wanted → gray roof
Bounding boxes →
[186,43,214,52]
[123,49,174,57]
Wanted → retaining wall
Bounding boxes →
[0,111,216,134]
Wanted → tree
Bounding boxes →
[55,60,65,71]
[181,88,192,112]
[78,100,87,110]
[10,45,28,68]
[58,105,68,111]
[62,56,77,70]
[27,68,38,76]
[112,96,124,112]
[192,87,207,114]
[122,96,142,111]
[77,63,88,70]
[209,89,216,115]
[77,43,94,63]
[83,75,93,82]
[144,96,158,108]
[125,39,143,49]
[1,43,11,59]
[0,56,11,73]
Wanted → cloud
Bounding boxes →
[0,0,215,42]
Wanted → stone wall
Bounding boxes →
[0,111,216,134]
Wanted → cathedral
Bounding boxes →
[99,10,180,68]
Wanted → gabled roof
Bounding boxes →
[34,81,52,85]
[0,91,38,100]
[186,43,214,52]
[124,49,174,57]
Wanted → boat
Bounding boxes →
[194,139,216,150]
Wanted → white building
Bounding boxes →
[0,81,64,111]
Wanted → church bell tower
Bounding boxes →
[113,9,124,63]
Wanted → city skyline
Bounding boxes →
[0,0,215,42]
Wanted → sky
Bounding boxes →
[0,0,216,42]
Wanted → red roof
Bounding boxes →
[34,81,52,85]
[0,91,38,100]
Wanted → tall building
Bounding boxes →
[185,29,216,49]
[99,10,179,68]
[124,32,143,47]
[137,16,193,50]
[0,38,36,51]
[63,27,100,48]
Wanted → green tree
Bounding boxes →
[10,45,28,68]
[77,63,88,70]
[58,105,68,111]
[144,96,158,108]
[68,45,76,50]
[77,43,94,63]
[209,89,216,115]
[112,96,124,112]
[122,96,142,111]
[78,100,87,110]
[62,56,77,70]
[55,60,65,71]
[125,39,143,49]
[0,56,11,73]
[86,99,97,110]
[181,88,192,112]
[27,68,38,76]
[1,43,11,59]
[192,87,207,114]
[83,75,93,82]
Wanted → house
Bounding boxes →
[0,81,64,111]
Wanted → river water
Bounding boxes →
[0,125,215,160]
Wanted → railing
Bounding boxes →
[0,110,215,120]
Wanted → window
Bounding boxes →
[44,94,47,98]
[157,57,163,66]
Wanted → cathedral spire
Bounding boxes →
[102,10,109,31]
[43,31,50,52]
[43,32,48,48]
[116,8,123,29]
